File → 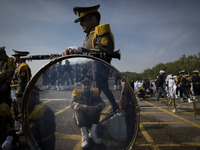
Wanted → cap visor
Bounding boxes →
[74,18,81,23]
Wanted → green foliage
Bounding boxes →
[123,52,200,81]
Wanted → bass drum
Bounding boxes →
[22,55,140,150]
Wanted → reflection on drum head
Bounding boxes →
[108,113,126,141]
[22,55,140,150]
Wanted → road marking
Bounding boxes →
[135,142,200,147]
[143,101,200,128]
[141,112,165,114]
[55,106,71,115]
[140,124,160,150]
[42,100,53,103]
[141,121,200,125]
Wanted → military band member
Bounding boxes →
[178,70,192,103]
[191,70,200,96]
[137,85,146,100]
[71,75,105,148]
[28,86,55,150]
[0,46,16,150]
[62,4,119,112]
[156,70,167,102]
[11,50,32,134]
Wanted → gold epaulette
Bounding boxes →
[92,23,115,50]
[72,88,82,99]
[18,62,29,72]
[28,103,46,120]
[95,23,111,36]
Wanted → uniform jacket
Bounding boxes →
[11,62,31,98]
[82,23,114,63]
[71,88,105,111]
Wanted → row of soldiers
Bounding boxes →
[42,60,92,91]
[0,46,32,149]
[173,70,200,102]
[136,69,200,103]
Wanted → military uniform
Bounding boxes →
[28,86,55,150]
[71,75,105,148]
[0,46,16,149]
[71,78,105,128]
[73,4,119,112]
[191,70,200,96]
[178,70,192,103]
[137,86,146,100]
[11,50,31,99]
[11,50,32,135]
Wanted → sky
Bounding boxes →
[0,0,200,75]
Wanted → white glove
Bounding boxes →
[1,136,13,150]
[67,46,82,53]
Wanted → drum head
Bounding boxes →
[22,55,140,150]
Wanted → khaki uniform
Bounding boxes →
[82,23,115,63]
[11,62,31,98]
[0,55,15,145]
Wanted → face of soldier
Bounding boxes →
[80,15,96,33]
[14,56,20,63]
[82,81,91,92]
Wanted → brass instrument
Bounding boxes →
[20,49,121,61]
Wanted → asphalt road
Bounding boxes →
[20,82,200,150]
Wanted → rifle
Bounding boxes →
[20,50,121,61]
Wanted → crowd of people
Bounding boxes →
[134,70,200,103]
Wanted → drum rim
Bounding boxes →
[21,54,140,150]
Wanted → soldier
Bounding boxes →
[191,70,200,96]
[175,73,180,99]
[137,85,146,100]
[178,70,192,103]
[71,75,105,148]
[168,75,176,98]
[62,60,74,90]
[156,70,167,102]
[28,86,55,150]
[11,50,32,134]
[0,46,16,149]
[62,4,119,112]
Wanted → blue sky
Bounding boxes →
[0,0,200,75]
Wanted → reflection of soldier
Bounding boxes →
[11,50,32,135]
[56,61,64,90]
[49,65,57,90]
[42,69,50,90]
[0,46,16,149]
[114,73,121,90]
[74,64,81,86]
[93,62,119,112]
[191,70,200,96]
[28,86,55,150]
[71,75,105,148]
[63,60,74,89]
[119,80,136,148]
